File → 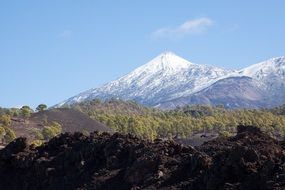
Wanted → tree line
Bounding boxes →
[74,99,285,140]
[1,100,285,143]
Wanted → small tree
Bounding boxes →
[32,129,44,140]
[10,108,20,117]
[50,121,62,134]
[0,114,11,126]
[42,122,62,140]
[4,127,16,143]
[36,104,47,112]
[30,140,44,147]
[0,126,6,144]
[20,106,32,118]
[219,131,231,138]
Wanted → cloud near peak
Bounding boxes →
[152,17,214,39]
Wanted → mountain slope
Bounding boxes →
[30,108,112,133]
[157,56,285,109]
[56,52,232,107]
[241,56,285,106]
[241,56,285,80]
[157,76,268,109]
[9,108,112,143]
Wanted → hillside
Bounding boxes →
[158,76,268,109]
[30,108,112,133]
[3,108,111,144]
[67,99,285,141]
[2,101,285,146]
[73,99,154,116]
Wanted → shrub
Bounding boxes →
[0,126,6,144]
[31,129,44,140]
[21,106,33,118]
[0,114,11,126]
[36,104,47,112]
[219,131,232,138]
[4,127,16,143]
[30,140,44,147]
[42,122,62,140]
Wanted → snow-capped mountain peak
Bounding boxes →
[133,51,192,74]
[241,56,285,80]
[55,53,285,109]
[56,52,231,107]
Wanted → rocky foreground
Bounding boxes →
[0,126,285,190]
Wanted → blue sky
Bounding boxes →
[0,0,285,108]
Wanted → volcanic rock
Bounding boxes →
[0,125,284,190]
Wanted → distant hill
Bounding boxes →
[9,108,112,142]
[72,99,156,116]
[31,108,112,133]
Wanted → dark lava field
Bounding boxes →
[0,125,285,190]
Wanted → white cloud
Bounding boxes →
[152,17,214,39]
[60,30,72,39]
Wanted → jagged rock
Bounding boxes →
[0,125,285,190]
[0,137,28,159]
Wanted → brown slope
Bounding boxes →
[9,108,112,142]
[30,108,112,133]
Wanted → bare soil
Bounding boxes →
[9,108,112,142]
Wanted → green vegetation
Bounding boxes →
[36,104,48,112]
[30,121,62,143]
[20,106,33,118]
[0,114,11,126]
[42,122,62,140]
[31,129,44,140]
[1,101,285,144]
[74,100,285,140]
[0,104,62,145]
[0,107,20,117]
[30,139,44,147]
[4,127,16,143]
[0,126,16,144]
[0,126,6,144]
[0,112,16,144]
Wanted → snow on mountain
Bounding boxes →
[240,56,285,106]
[56,52,233,107]
[157,76,268,109]
[157,56,285,109]
[240,56,285,85]
[55,53,285,109]
[240,56,285,98]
